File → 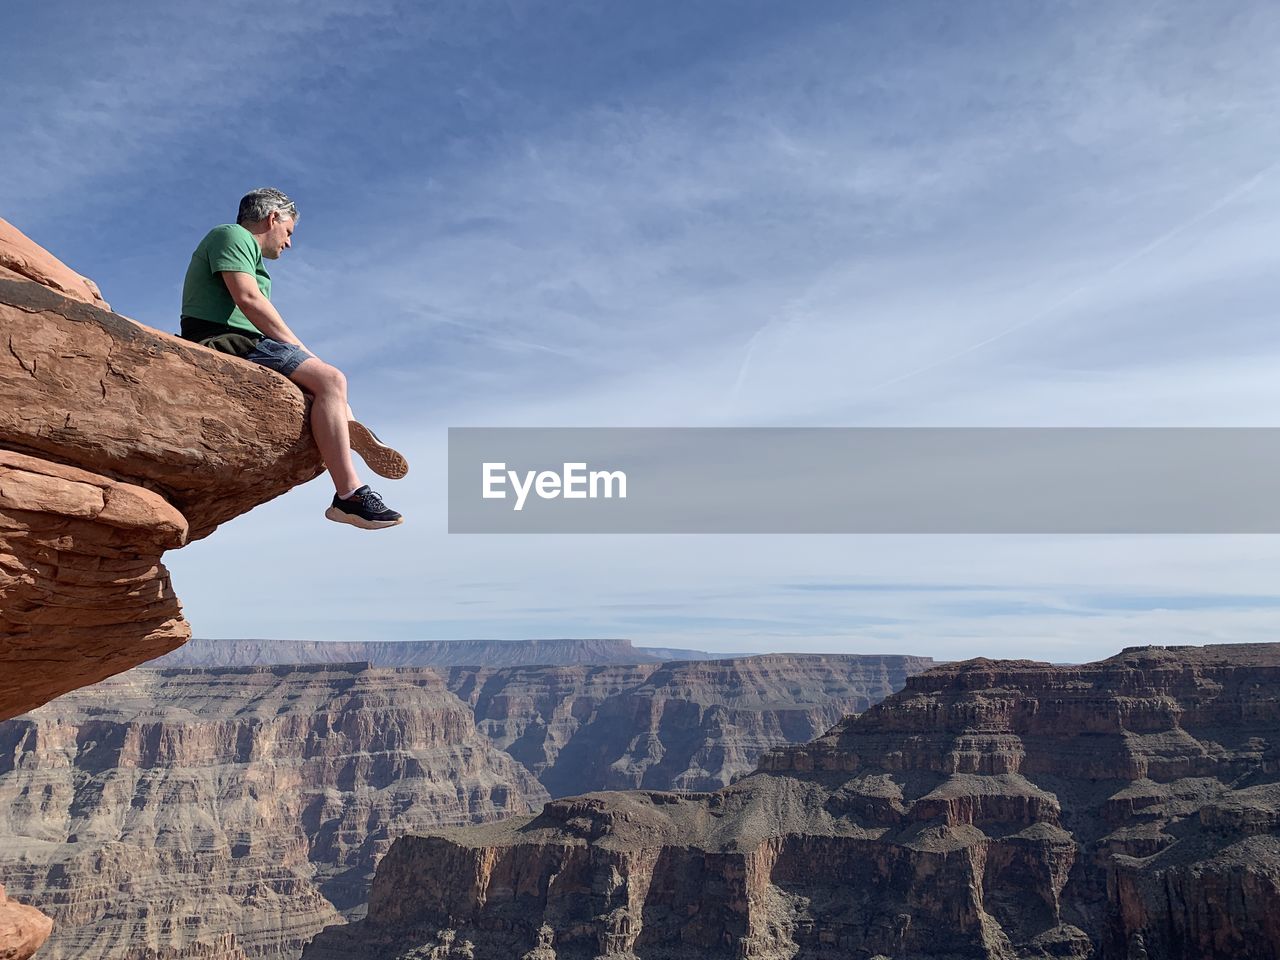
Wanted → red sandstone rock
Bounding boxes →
[0,238,323,542]
[0,217,325,723]
[0,218,108,309]
[0,449,189,720]
[0,883,51,960]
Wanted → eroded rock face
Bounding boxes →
[0,653,928,959]
[0,215,324,722]
[446,654,935,795]
[0,216,324,960]
[305,644,1280,960]
[0,450,188,721]
[0,664,549,960]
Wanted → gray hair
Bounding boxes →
[236,187,299,225]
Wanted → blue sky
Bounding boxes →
[6,1,1280,662]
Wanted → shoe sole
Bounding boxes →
[325,506,405,530]
[348,421,409,480]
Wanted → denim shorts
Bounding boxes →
[244,338,313,378]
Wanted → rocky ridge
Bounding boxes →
[304,643,1280,960]
[150,637,714,669]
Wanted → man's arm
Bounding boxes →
[221,272,309,349]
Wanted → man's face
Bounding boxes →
[262,213,296,260]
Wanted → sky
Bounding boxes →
[6,0,1280,663]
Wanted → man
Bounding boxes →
[180,187,406,529]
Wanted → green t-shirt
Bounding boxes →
[180,223,271,333]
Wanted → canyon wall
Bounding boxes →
[0,664,547,959]
[304,643,1280,960]
[447,654,934,794]
[0,654,928,959]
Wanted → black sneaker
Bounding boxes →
[324,486,404,529]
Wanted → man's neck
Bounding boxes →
[239,220,268,252]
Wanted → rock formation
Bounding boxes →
[446,654,934,795]
[0,215,323,721]
[0,883,52,960]
[0,664,548,959]
[0,653,928,959]
[0,218,110,310]
[149,637,714,669]
[0,215,324,959]
[304,644,1280,960]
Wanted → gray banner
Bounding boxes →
[447,428,1280,533]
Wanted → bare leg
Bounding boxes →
[289,358,361,495]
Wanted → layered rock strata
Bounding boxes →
[0,450,189,724]
[447,654,934,795]
[305,644,1280,960]
[0,654,927,959]
[0,218,110,310]
[0,215,324,722]
[0,664,548,960]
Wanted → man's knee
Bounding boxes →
[325,364,348,395]
[294,359,347,397]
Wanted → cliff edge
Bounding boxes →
[0,216,325,956]
[0,216,324,726]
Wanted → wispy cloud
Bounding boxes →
[9,1,1280,661]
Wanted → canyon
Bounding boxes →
[0,652,929,959]
[0,664,546,959]
[445,654,932,795]
[304,643,1280,960]
[0,208,937,960]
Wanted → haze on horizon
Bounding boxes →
[4,1,1280,663]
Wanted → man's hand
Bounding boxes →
[221,272,309,350]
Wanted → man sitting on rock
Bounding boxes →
[179,187,406,529]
